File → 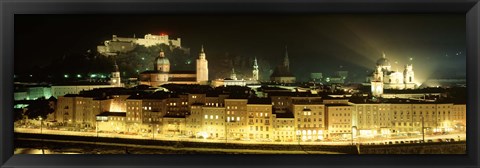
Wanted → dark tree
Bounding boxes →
[24,98,55,120]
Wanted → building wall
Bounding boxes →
[162,117,186,136]
[126,99,142,123]
[97,116,126,133]
[272,116,295,142]
[326,105,353,139]
[199,106,226,139]
[196,59,208,82]
[225,99,248,139]
[51,85,114,98]
[294,104,326,141]
[352,103,392,137]
[271,76,296,84]
[247,104,273,141]
[55,96,75,124]
[186,105,203,137]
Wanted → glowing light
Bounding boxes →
[77,74,82,78]
[90,74,97,78]
[64,74,69,78]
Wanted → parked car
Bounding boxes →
[427,139,433,143]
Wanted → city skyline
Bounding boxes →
[13,14,467,155]
[15,14,466,82]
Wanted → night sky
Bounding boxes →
[15,14,466,82]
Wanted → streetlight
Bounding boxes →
[421,116,425,143]
[39,116,43,134]
[351,126,357,145]
[96,120,99,138]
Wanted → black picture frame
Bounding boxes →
[1,0,479,168]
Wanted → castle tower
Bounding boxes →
[196,45,209,83]
[252,57,259,81]
[283,45,290,71]
[110,60,122,87]
[154,48,170,73]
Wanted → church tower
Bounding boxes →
[196,45,209,84]
[371,65,384,97]
[252,57,259,81]
[230,67,237,80]
[403,64,415,89]
[283,45,290,71]
[110,60,122,87]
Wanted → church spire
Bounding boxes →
[199,45,206,59]
[382,51,386,58]
[253,57,259,81]
[113,59,119,72]
[283,45,290,71]
[230,67,237,80]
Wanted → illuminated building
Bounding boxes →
[139,47,209,86]
[325,104,353,140]
[370,53,417,96]
[352,103,392,137]
[97,34,183,56]
[14,84,52,101]
[196,45,209,84]
[452,104,467,131]
[96,112,126,133]
[270,46,296,83]
[55,95,110,127]
[125,96,144,133]
[200,106,227,139]
[110,61,123,87]
[247,98,273,141]
[162,116,186,136]
[293,104,326,141]
[252,57,259,81]
[272,113,295,142]
[51,84,116,98]
[225,99,248,139]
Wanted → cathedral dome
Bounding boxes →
[155,56,170,65]
[376,53,390,67]
[376,57,390,66]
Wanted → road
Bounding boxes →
[14,127,466,146]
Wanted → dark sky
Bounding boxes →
[15,14,466,82]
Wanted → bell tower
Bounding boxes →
[252,57,259,81]
[196,45,209,84]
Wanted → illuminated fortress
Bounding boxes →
[97,34,184,56]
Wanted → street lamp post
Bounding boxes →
[96,121,99,138]
[351,126,356,145]
[421,116,425,143]
[39,117,43,134]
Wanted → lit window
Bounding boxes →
[205,115,208,119]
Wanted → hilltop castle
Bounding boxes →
[97,34,186,56]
